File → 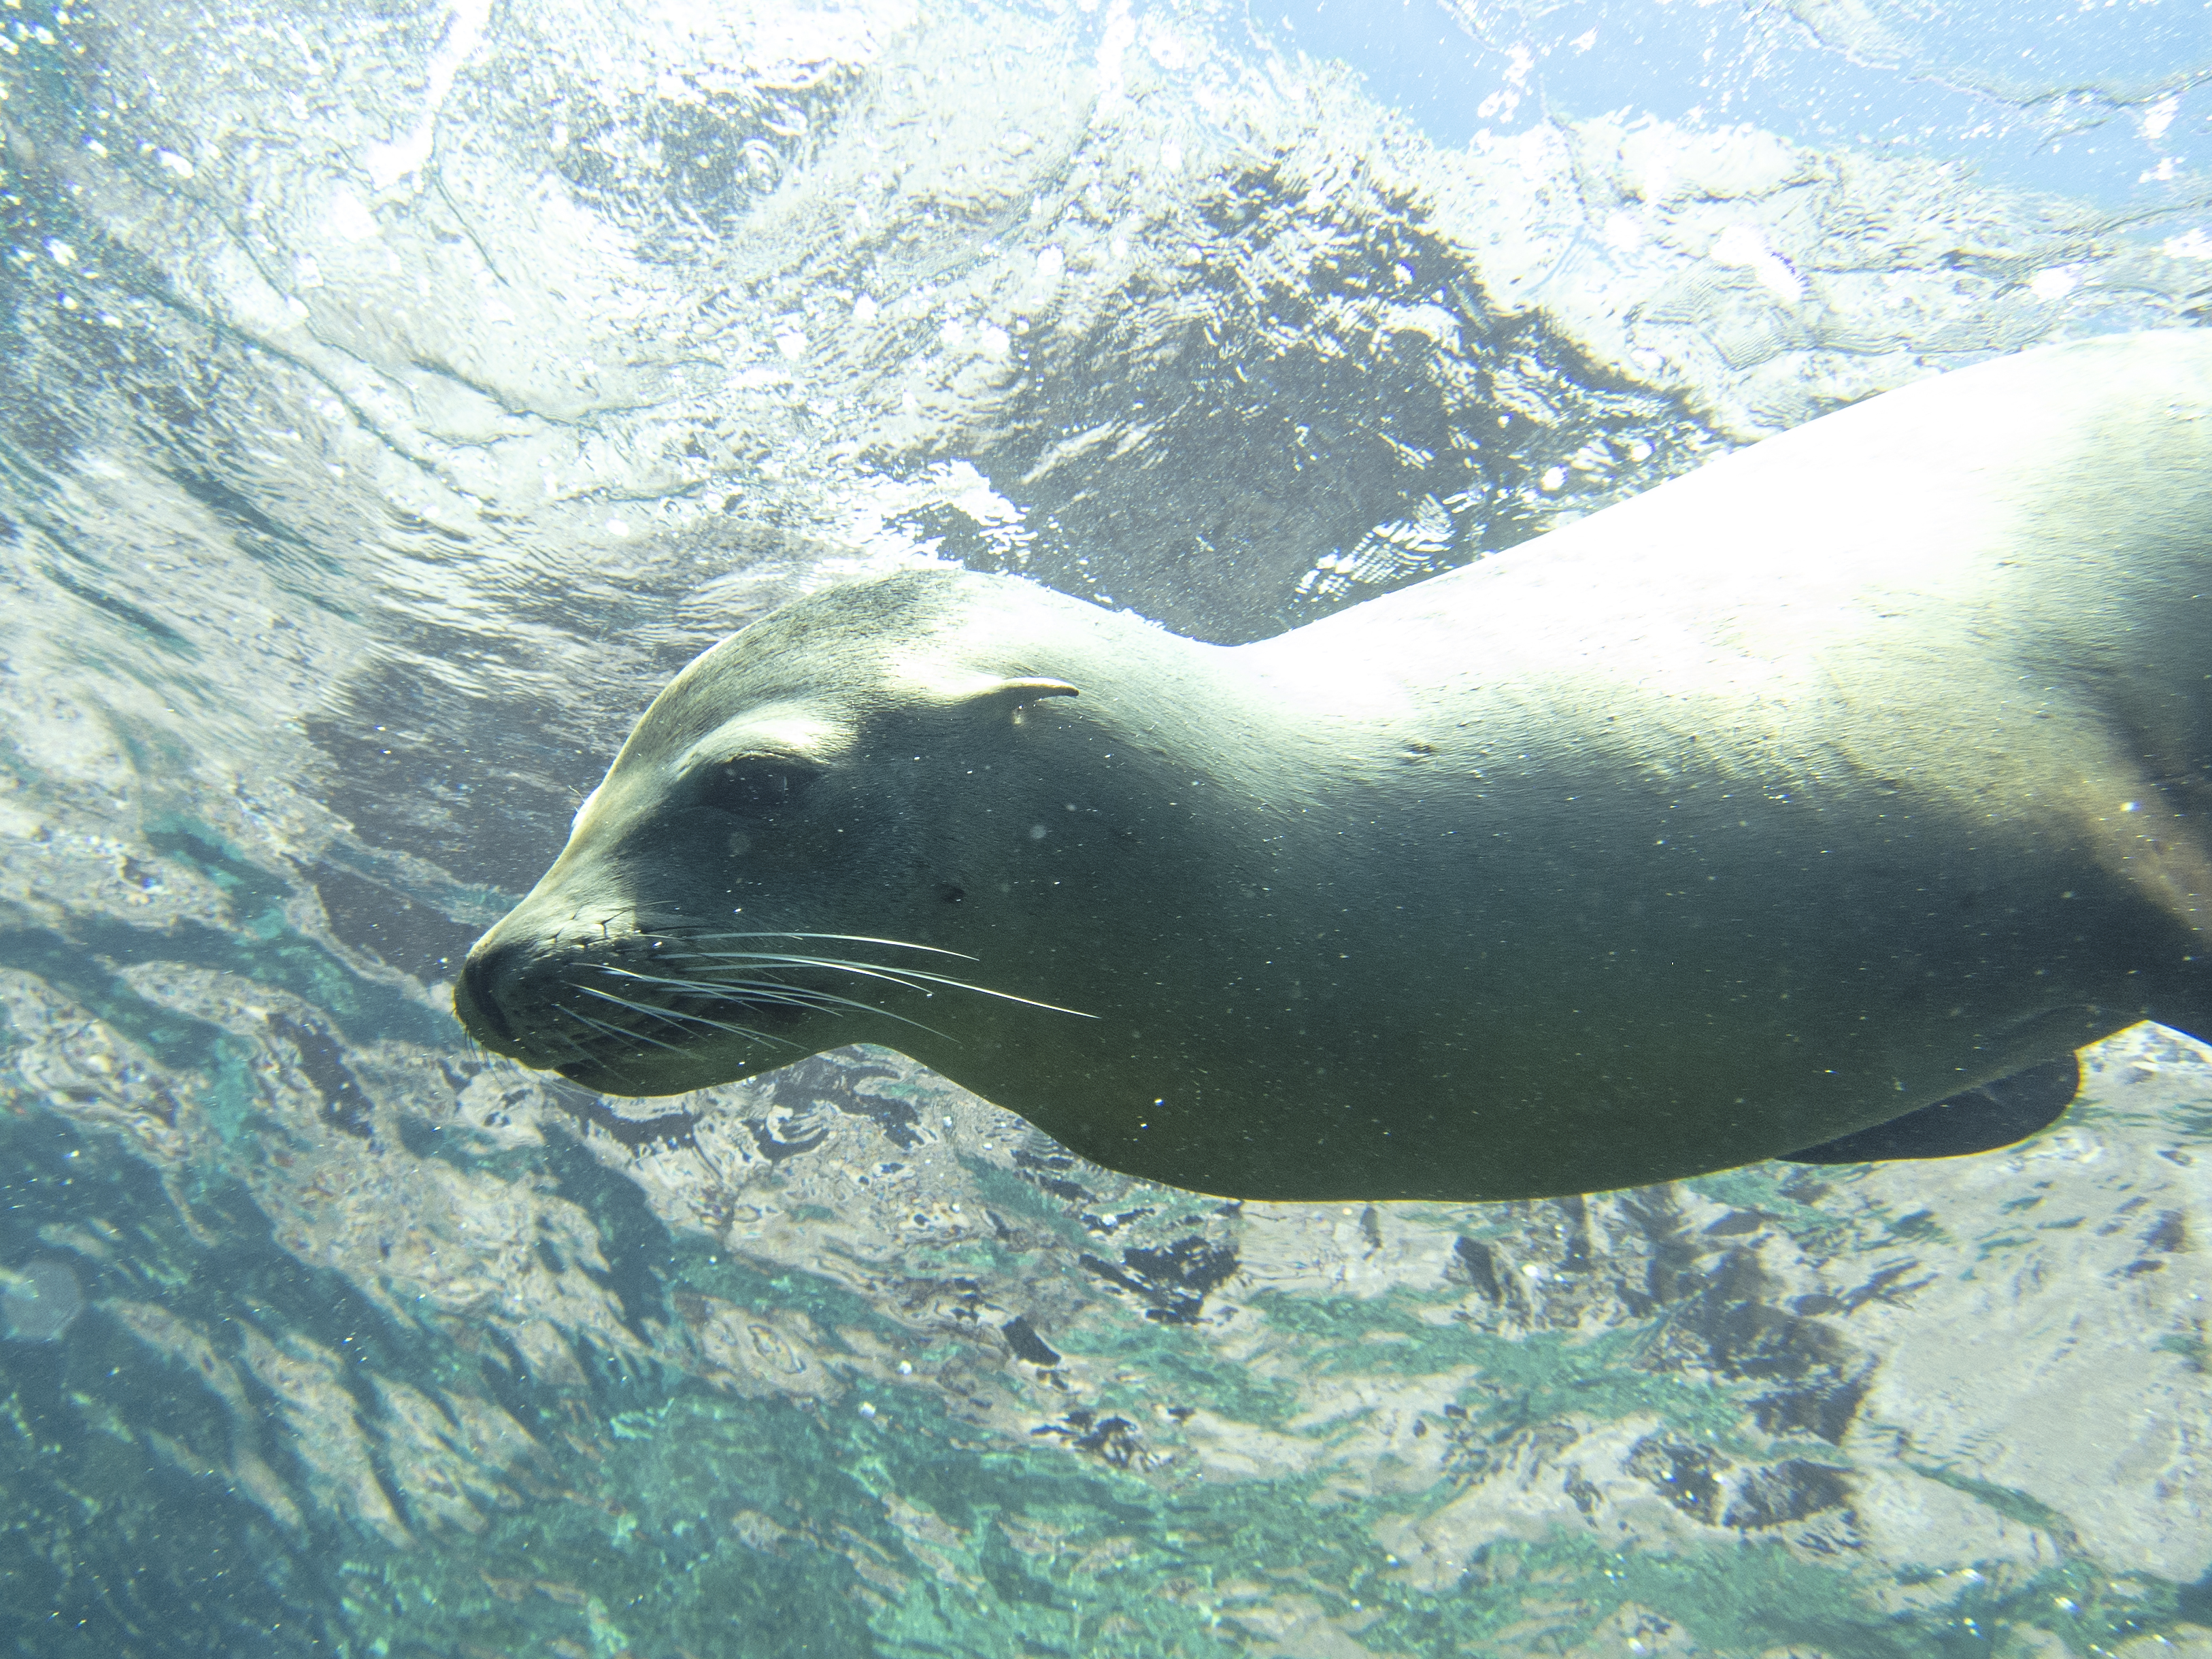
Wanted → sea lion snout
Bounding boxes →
[455,884,884,1093]
[455,896,634,1062]
[454,940,518,1047]
[456,923,581,1059]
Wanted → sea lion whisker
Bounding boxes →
[546,1010,659,1086]
[671,929,979,962]
[573,984,801,1050]
[667,950,1095,1018]
[657,951,945,992]
[597,965,830,1001]
[573,984,703,1036]
[599,967,914,1022]
[553,1004,635,1044]
[543,1030,596,1063]
[555,1003,690,1058]
[601,967,958,1042]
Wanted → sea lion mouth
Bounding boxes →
[458,928,1092,1091]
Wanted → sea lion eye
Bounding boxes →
[700,759,816,816]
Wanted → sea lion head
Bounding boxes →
[454,568,1082,1096]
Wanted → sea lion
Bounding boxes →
[455,332,2212,1202]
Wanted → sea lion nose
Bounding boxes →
[456,939,520,1046]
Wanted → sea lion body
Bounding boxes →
[458,333,2212,1201]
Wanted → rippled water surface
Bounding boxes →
[1,1,2209,1654]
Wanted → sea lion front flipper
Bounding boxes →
[1784,1054,2082,1165]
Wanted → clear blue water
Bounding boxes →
[1277,0,2211,208]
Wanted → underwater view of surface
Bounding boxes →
[1,0,2210,1654]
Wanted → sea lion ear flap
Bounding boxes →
[969,676,1079,709]
[917,669,1079,714]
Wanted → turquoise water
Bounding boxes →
[2,0,2210,1654]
